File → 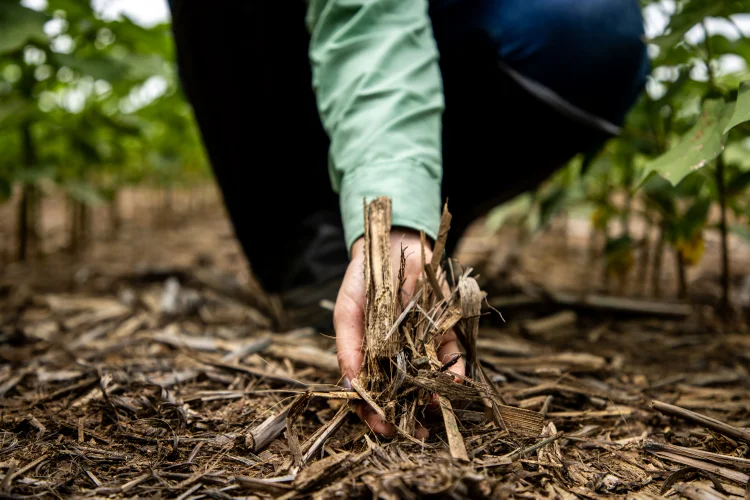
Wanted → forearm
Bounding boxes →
[307,0,444,250]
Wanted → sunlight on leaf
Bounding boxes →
[0,3,49,55]
[730,223,750,242]
[51,53,128,81]
[724,80,750,134]
[65,180,105,205]
[640,99,735,186]
[485,193,533,232]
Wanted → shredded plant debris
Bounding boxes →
[0,199,748,499]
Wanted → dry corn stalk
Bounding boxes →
[362,197,398,384]
[351,197,543,449]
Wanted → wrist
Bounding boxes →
[349,227,432,262]
[338,162,442,252]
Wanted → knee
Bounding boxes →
[550,0,645,58]
[508,0,645,63]
[485,0,648,121]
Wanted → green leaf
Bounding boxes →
[0,98,34,128]
[724,80,750,134]
[655,67,692,106]
[0,3,49,55]
[65,181,104,205]
[94,112,143,137]
[46,0,96,21]
[641,99,735,186]
[684,197,711,231]
[729,223,750,243]
[123,53,170,81]
[724,141,750,170]
[0,176,11,201]
[651,0,750,50]
[51,53,128,81]
[108,16,174,58]
[642,175,677,217]
[72,135,104,164]
[485,193,533,232]
[14,165,55,183]
[668,197,712,243]
[605,234,633,256]
[673,169,711,198]
[538,187,567,228]
[726,169,750,197]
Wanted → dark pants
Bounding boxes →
[168,0,649,294]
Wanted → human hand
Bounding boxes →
[334,228,465,437]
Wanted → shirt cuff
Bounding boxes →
[340,160,442,252]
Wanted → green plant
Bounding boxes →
[0,0,209,259]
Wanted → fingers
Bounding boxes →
[336,230,464,440]
[434,261,465,381]
[334,244,366,385]
[354,404,395,437]
[390,229,426,298]
[436,334,465,381]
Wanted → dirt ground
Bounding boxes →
[0,188,748,499]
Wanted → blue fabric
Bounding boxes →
[430,0,650,126]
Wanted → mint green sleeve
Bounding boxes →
[307,0,444,250]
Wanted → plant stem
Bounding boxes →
[586,225,598,287]
[17,186,29,262]
[703,21,730,312]
[110,191,120,236]
[716,154,730,311]
[68,196,78,254]
[636,222,652,297]
[675,248,687,299]
[80,200,90,251]
[702,21,716,90]
[17,122,36,262]
[652,224,666,298]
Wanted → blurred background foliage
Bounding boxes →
[0,0,208,260]
[1,0,750,308]
[487,0,750,308]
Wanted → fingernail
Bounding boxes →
[342,377,351,390]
